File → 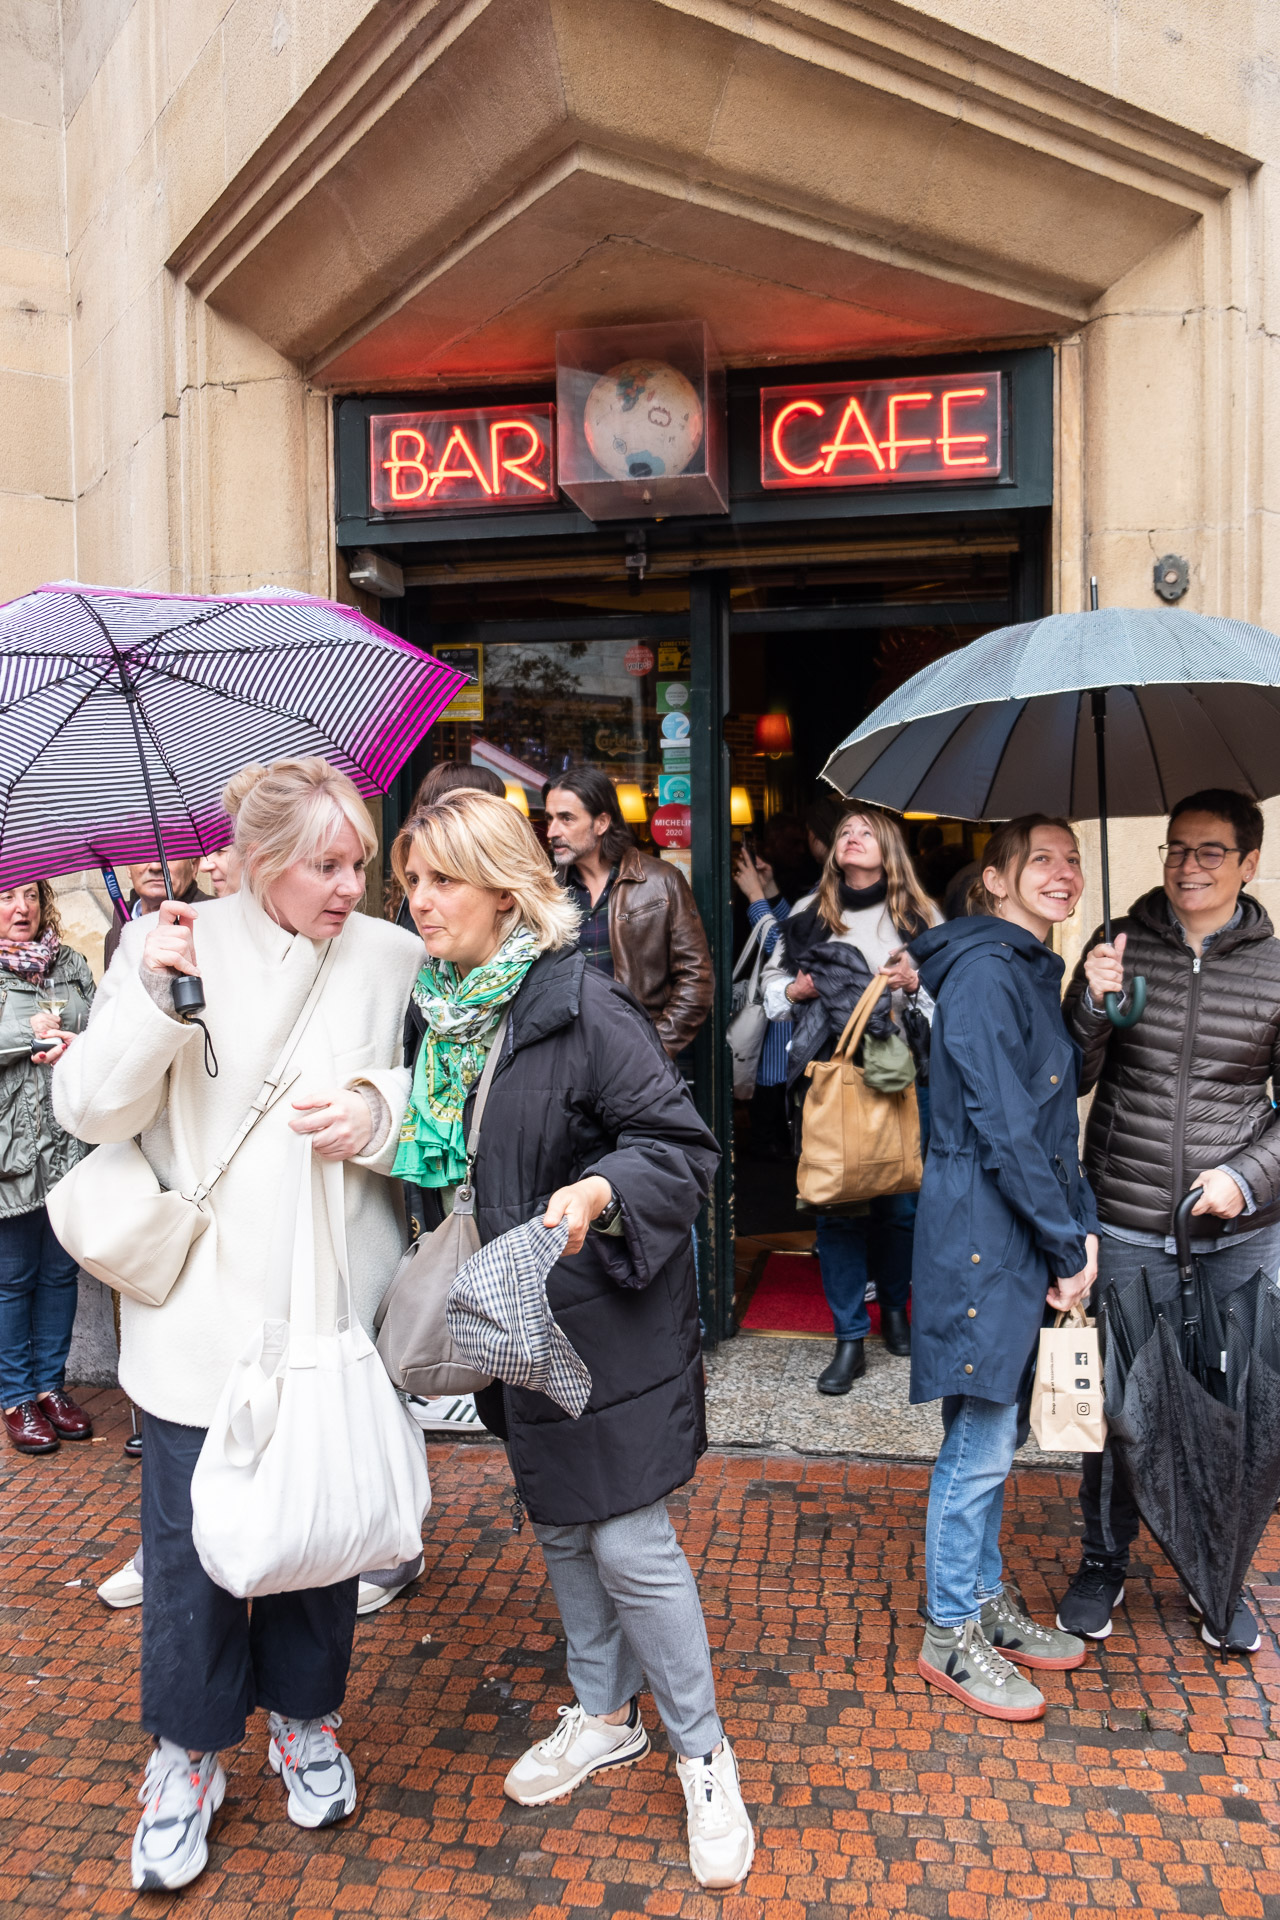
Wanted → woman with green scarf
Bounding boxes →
[385,788,752,1893]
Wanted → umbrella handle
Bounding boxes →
[1173,1188,1203,1321]
[1104,974,1147,1029]
[172,974,206,1020]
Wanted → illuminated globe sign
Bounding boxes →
[760,373,1005,489]
[583,360,704,481]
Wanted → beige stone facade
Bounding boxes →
[3,0,1279,957]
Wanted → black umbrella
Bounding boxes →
[822,583,1280,1030]
[1102,1191,1280,1646]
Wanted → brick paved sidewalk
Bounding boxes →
[3,1389,1280,1920]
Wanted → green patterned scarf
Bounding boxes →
[392,926,540,1188]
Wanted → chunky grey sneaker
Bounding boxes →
[917,1619,1046,1721]
[676,1740,755,1889]
[131,1740,225,1891]
[503,1698,649,1805]
[268,1712,357,1828]
[982,1586,1088,1670]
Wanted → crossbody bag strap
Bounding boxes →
[450,1008,511,1216]
[189,941,338,1206]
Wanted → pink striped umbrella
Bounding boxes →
[0,581,468,890]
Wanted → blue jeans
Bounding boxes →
[815,1083,930,1341]
[0,1205,80,1408]
[924,1393,1019,1627]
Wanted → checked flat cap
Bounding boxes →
[446,1215,592,1417]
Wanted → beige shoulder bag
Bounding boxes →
[46,947,336,1307]
[796,975,922,1208]
[375,1010,509,1397]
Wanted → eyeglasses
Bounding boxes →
[1159,842,1242,871]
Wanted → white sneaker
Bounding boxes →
[267,1712,357,1828]
[98,1557,144,1609]
[357,1554,424,1616]
[503,1699,650,1806]
[406,1393,482,1433]
[676,1741,755,1889]
[131,1740,225,1891]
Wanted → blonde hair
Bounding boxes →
[221,764,267,821]
[230,757,377,903]
[819,806,933,940]
[392,789,581,954]
[970,814,1078,915]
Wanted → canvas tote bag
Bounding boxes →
[375,1011,509,1397]
[191,1138,431,1598]
[725,913,775,1102]
[1030,1306,1107,1452]
[46,946,336,1307]
[796,975,922,1208]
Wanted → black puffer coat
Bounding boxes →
[402,945,720,1526]
[1063,889,1280,1238]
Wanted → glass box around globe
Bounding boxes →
[555,320,727,520]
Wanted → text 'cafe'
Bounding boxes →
[335,331,1051,1338]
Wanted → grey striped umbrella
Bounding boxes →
[822,607,1280,820]
[821,604,1280,1026]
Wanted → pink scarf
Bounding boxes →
[0,924,60,983]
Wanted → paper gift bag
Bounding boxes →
[1029,1308,1107,1452]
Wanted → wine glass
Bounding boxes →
[31,985,67,1055]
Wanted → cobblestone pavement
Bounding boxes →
[4,1388,1280,1920]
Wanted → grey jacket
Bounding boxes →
[0,948,94,1217]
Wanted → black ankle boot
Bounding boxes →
[882,1308,911,1357]
[817,1339,866,1395]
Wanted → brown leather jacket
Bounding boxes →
[607,846,714,1055]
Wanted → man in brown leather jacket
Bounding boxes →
[1056,788,1280,1656]
[544,770,713,1056]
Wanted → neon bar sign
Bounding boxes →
[369,404,555,514]
[760,373,1004,489]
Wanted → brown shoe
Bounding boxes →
[3,1400,60,1453]
[38,1390,93,1440]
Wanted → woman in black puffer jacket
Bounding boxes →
[391,791,754,1891]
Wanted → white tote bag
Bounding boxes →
[725,912,776,1102]
[191,1138,431,1598]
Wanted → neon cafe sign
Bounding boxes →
[761,373,1004,489]
[369,404,555,514]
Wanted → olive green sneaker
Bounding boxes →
[917,1619,1046,1721]
[981,1586,1087,1670]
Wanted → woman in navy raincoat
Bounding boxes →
[906,816,1099,1723]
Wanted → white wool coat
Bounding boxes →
[53,888,421,1426]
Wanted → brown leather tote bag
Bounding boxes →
[796,977,923,1208]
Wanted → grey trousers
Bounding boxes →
[532,1498,722,1758]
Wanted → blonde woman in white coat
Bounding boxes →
[53,759,422,1894]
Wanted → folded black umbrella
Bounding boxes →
[1102,1192,1280,1646]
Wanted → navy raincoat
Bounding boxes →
[907,916,1098,1406]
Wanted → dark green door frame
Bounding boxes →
[689,575,734,1346]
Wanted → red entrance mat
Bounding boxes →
[738,1252,904,1336]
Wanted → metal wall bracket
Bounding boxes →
[1153,553,1189,602]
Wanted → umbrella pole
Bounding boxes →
[115,654,206,1022]
[1088,582,1146,1029]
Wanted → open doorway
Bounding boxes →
[724,546,1010,1336]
